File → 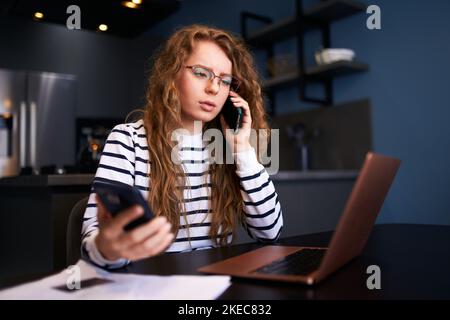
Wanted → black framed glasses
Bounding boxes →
[185,65,240,91]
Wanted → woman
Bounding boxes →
[81,24,283,268]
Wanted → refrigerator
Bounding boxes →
[0,68,76,177]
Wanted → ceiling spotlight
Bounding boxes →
[132,0,142,4]
[34,12,44,20]
[121,1,139,9]
[98,24,108,32]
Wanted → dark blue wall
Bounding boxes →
[332,0,450,225]
[148,0,450,226]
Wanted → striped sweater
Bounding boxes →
[81,119,283,268]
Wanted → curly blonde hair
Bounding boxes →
[143,24,270,245]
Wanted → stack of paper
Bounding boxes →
[0,260,231,300]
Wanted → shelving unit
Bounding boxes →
[241,0,369,114]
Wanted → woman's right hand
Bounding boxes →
[94,195,174,261]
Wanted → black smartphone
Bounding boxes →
[221,97,243,134]
[93,181,154,231]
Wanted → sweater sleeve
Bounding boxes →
[234,147,283,242]
[80,124,137,269]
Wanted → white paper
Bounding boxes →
[0,260,231,300]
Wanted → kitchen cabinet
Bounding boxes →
[0,174,91,280]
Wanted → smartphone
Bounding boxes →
[93,181,154,231]
[221,97,243,134]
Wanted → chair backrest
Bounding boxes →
[66,196,89,266]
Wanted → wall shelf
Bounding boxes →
[305,0,366,22]
[241,0,369,114]
[247,0,366,47]
[306,60,368,78]
[263,61,368,90]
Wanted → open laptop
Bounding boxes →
[198,152,401,285]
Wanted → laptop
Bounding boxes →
[198,152,401,285]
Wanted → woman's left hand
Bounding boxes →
[220,91,253,153]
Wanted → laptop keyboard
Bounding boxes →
[253,248,327,276]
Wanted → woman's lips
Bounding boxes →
[199,102,216,112]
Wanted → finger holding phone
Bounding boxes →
[94,194,175,261]
[220,90,253,153]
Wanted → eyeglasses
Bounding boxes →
[185,65,240,91]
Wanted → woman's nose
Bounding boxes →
[205,78,220,95]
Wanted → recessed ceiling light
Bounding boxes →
[132,0,142,4]
[3,99,12,109]
[34,12,44,20]
[121,1,139,9]
[98,24,108,32]
[2,112,12,119]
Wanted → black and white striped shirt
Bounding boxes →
[81,119,283,268]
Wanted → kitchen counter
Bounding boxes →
[0,170,358,187]
[271,170,358,181]
[0,174,94,187]
[0,171,359,279]
[236,170,359,244]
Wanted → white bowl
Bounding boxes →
[315,48,355,65]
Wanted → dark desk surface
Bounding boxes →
[119,224,450,299]
[1,224,449,299]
